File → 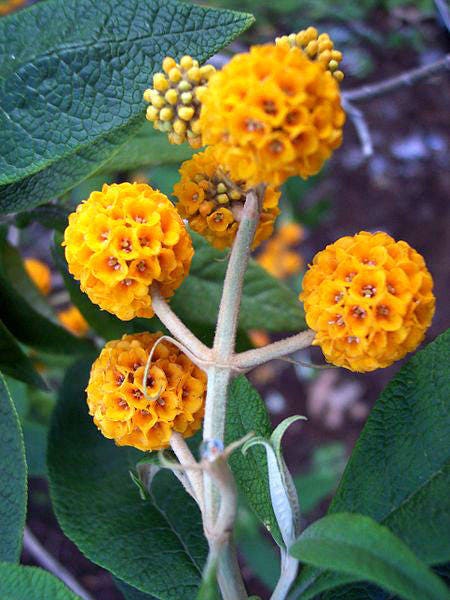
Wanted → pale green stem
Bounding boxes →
[270,550,299,600]
[202,189,262,600]
[234,329,316,372]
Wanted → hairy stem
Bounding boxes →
[202,189,262,600]
[170,432,204,513]
[234,329,316,371]
[150,284,211,360]
[270,550,299,600]
[213,188,262,359]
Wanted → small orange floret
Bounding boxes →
[199,44,344,186]
[86,333,207,451]
[63,182,193,321]
[58,306,89,337]
[24,258,52,296]
[173,146,281,250]
[300,231,435,372]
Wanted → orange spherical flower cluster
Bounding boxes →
[276,27,344,82]
[199,44,345,187]
[300,231,435,372]
[173,146,280,250]
[258,222,304,279]
[0,0,27,16]
[87,333,207,451]
[144,56,215,148]
[25,258,52,296]
[63,182,193,321]
[58,306,89,337]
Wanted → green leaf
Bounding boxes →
[0,563,80,599]
[225,376,283,546]
[172,233,305,333]
[290,513,449,600]
[330,329,450,563]
[22,419,48,477]
[0,239,93,355]
[293,330,450,599]
[48,361,207,600]
[115,577,158,600]
[0,319,47,389]
[101,123,195,173]
[0,0,254,213]
[0,374,27,562]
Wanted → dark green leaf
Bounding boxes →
[0,239,93,355]
[115,577,158,600]
[0,375,27,562]
[330,329,450,563]
[22,420,47,478]
[14,204,70,233]
[0,319,47,389]
[102,124,195,173]
[290,513,449,600]
[0,0,253,213]
[293,330,450,599]
[172,233,305,333]
[0,563,80,599]
[48,361,207,600]
[225,376,283,546]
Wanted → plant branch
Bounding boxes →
[23,527,95,600]
[170,432,205,513]
[343,54,450,102]
[150,284,211,360]
[342,98,373,157]
[234,329,316,371]
[213,187,263,359]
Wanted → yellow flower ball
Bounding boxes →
[300,231,435,372]
[199,44,345,186]
[58,306,89,337]
[143,55,216,149]
[24,258,52,296]
[87,333,207,451]
[276,27,344,82]
[173,146,280,250]
[63,182,193,321]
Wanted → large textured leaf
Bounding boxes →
[48,361,207,600]
[0,375,27,562]
[115,577,158,600]
[101,123,195,173]
[172,234,305,333]
[0,564,80,599]
[0,0,253,213]
[290,513,449,600]
[0,319,47,389]
[293,329,450,599]
[225,376,283,546]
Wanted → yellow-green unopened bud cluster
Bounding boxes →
[276,27,344,82]
[143,56,216,149]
